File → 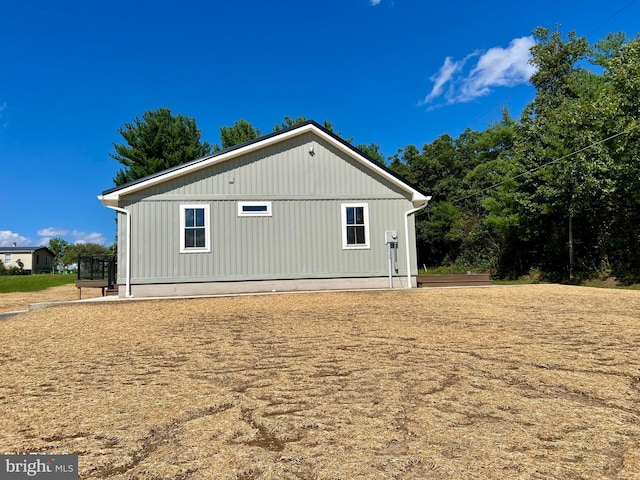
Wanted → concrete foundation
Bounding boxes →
[121,276,417,298]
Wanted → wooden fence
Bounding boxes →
[416,274,492,288]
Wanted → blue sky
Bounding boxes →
[1,0,638,248]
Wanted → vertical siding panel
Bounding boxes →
[271,205,278,275]
[120,131,418,284]
[161,201,168,280]
[301,201,310,273]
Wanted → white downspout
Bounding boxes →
[404,197,432,288]
[105,205,132,298]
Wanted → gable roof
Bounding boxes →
[99,120,430,207]
[0,246,54,255]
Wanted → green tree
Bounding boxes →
[513,27,615,279]
[47,237,69,273]
[273,116,310,131]
[111,107,212,186]
[357,142,386,165]
[61,243,110,269]
[273,116,335,132]
[385,28,640,281]
[216,119,261,151]
[272,116,354,142]
[596,34,640,280]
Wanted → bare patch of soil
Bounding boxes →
[1,285,640,479]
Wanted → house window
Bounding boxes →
[36,254,40,265]
[180,205,211,253]
[4,253,10,265]
[342,203,370,249]
[238,201,272,217]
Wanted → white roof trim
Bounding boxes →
[99,123,429,208]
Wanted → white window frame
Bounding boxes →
[237,201,272,217]
[4,253,10,265]
[180,204,211,253]
[341,203,370,249]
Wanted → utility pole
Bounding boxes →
[568,211,574,280]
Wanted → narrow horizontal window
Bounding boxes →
[238,201,272,217]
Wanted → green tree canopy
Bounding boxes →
[216,119,261,151]
[273,116,336,132]
[357,142,386,165]
[272,116,353,142]
[389,27,640,281]
[61,243,110,268]
[111,107,212,186]
[47,237,69,272]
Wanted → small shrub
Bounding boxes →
[8,266,26,276]
[524,268,545,284]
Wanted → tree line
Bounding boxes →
[0,239,113,275]
[390,28,640,283]
[110,114,386,187]
[107,27,640,283]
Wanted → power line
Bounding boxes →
[587,0,636,37]
[450,123,639,205]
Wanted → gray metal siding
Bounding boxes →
[128,132,407,201]
[118,130,418,284]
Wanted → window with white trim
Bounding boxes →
[238,201,272,217]
[4,253,10,265]
[180,205,211,253]
[342,203,370,249]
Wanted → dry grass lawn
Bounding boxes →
[0,283,102,313]
[1,285,639,479]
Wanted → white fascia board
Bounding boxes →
[99,125,317,206]
[310,127,430,207]
[98,123,429,207]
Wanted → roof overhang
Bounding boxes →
[98,122,430,208]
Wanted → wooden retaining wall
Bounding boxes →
[416,274,492,288]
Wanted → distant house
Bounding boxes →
[0,246,54,274]
[98,120,431,298]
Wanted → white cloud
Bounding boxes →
[370,0,382,4]
[421,36,536,107]
[422,52,478,104]
[37,227,69,237]
[0,230,31,247]
[35,227,107,246]
[71,231,107,245]
[37,227,70,247]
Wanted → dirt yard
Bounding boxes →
[0,283,102,313]
[1,285,639,479]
